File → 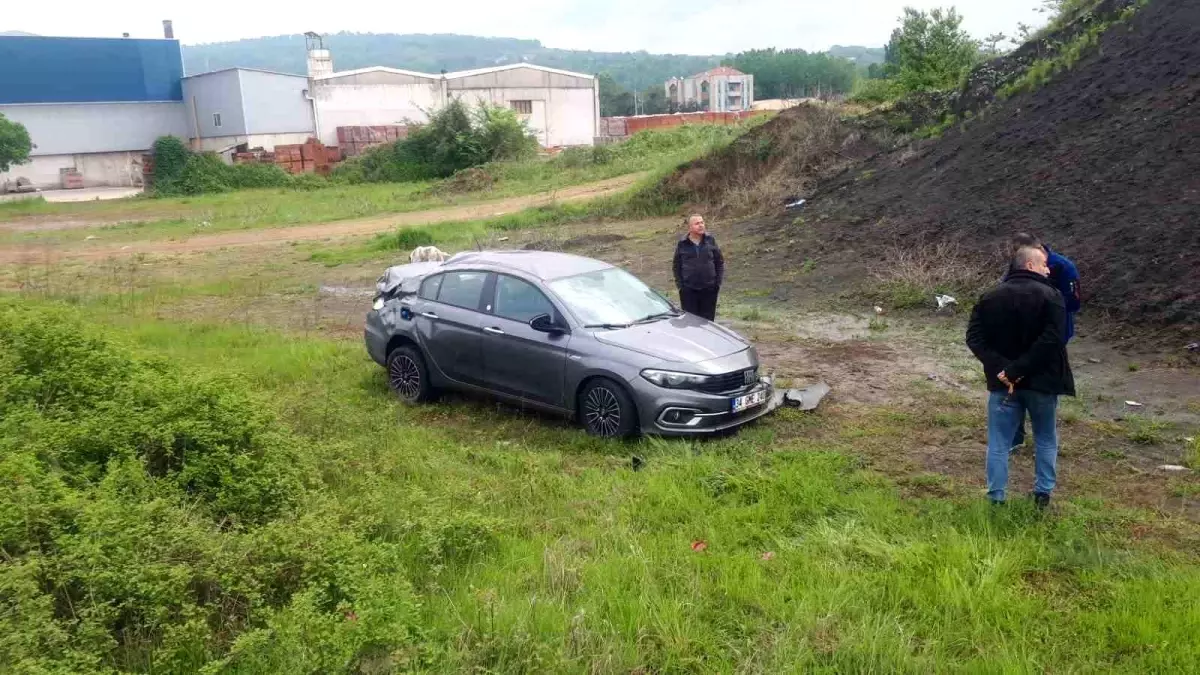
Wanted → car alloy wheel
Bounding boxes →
[584,387,622,436]
[386,346,433,403]
[389,354,421,401]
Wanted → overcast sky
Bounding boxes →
[5,0,1046,53]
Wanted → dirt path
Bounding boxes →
[0,174,641,263]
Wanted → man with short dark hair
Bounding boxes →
[1005,233,1081,453]
[968,246,1076,508]
[672,214,724,321]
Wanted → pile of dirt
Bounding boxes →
[655,104,886,214]
[772,0,1199,338]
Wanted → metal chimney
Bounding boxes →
[163,20,174,39]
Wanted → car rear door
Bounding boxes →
[411,270,489,385]
[479,274,571,408]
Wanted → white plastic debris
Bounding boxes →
[1087,357,1102,364]
[784,198,807,210]
[935,294,957,310]
[497,236,509,242]
[1187,342,1199,352]
[874,306,884,315]
[85,235,97,241]
[1156,465,1189,472]
[1125,401,1143,407]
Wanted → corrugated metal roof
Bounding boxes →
[183,66,306,80]
[317,65,440,81]
[444,63,594,81]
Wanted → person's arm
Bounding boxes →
[966,299,1005,373]
[1004,294,1066,382]
[672,244,683,289]
[1061,257,1081,313]
[712,240,725,288]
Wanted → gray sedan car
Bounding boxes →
[364,250,776,437]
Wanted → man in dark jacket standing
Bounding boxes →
[967,246,1075,508]
[673,214,725,321]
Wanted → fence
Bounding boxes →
[598,110,768,141]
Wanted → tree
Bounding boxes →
[726,48,857,100]
[0,113,33,173]
[884,7,981,93]
[984,32,1009,57]
[597,73,635,117]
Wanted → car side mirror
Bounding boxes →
[530,313,565,334]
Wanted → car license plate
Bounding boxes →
[731,389,768,412]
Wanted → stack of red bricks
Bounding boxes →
[337,125,409,158]
[272,138,343,175]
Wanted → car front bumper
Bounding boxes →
[632,377,779,436]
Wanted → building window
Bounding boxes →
[510,100,533,115]
[212,112,222,128]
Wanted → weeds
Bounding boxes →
[870,241,992,309]
[1124,415,1168,445]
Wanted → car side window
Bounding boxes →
[494,275,556,323]
[436,271,488,310]
[418,274,443,300]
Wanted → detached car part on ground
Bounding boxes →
[364,250,782,438]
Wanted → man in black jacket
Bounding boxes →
[967,246,1076,508]
[672,214,725,321]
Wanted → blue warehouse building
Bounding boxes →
[0,29,314,190]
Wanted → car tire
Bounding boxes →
[579,378,638,439]
[386,345,435,404]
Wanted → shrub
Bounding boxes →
[151,135,192,190]
[850,78,906,104]
[371,227,437,252]
[336,99,538,184]
[0,112,33,173]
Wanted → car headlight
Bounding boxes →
[372,296,385,311]
[641,369,711,389]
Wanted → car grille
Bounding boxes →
[696,368,757,394]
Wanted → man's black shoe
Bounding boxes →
[1033,492,1051,510]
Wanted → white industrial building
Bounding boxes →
[182,67,315,153]
[309,48,600,148]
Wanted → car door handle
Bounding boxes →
[483,326,505,335]
[421,312,439,320]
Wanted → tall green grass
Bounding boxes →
[5,298,1198,672]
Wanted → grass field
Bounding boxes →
[3,125,1200,671]
[4,293,1199,673]
[0,122,751,247]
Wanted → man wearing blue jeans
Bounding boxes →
[1005,233,1081,452]
[968,247,1076,508]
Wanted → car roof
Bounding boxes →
[443,250,613,281]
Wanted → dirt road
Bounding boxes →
[0,174,640,263]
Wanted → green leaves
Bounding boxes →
[0,112,33,174]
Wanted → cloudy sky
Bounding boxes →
[5,0,1046,53]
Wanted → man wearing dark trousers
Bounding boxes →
[673,214,724,321]
[967,246,1076,509]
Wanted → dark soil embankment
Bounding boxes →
[655,105,885,215]
[769,0,1200,338]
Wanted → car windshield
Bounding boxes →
[548,267,675,327]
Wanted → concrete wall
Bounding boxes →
[182,70,246,139]
[239,70,314,136]
[0,151,146,189]
[193,132,312,153]
[0,102,188,156]
[450,86,596,147]
[311,77,441,146]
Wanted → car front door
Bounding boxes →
[479,274,571,408]
[412,270,489,385]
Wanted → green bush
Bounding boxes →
[0,303,431,671]
[151,137,317,196]
[371,227,437,252]
[336,99,538,184]
[151,136,191,190]
[850,77,906,104]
